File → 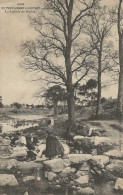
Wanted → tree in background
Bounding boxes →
[78,79,97,107]
[78,84,88,106]
[0,96,3,108]
[11,102,22,109]
[43,85,67,115]
[86,79,97,107]
[117,0,123,121]
[20,0,99,134]
[84,6,117,117]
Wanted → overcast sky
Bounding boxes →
[0,0,119,105]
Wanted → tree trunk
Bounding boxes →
[117,0,123,121]
[91,90,93,109]
[67,86,76,135]
[54,102,58,116]
[64,0,75,135]
[117,33,123,120]
[65,52,76,135]
[96,57,102,117]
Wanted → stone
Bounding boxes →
[61,143,70,155]
[93,137,114,154]
[73,136,113,146]
[72,186,77,190]
[55,185,61,189]
[77,187,81,191]
[23,176,35,182]
[10,146,27,158]
[43,159,64,173]
[73,136,84,141]
[91,149,97,156]
[90,155,109,168]
[77,187,95,195]
[50,118,54,127]
[0,174,18,186]
[83,136,113,154]
[47,172,57,181]
[16,161,43,170]
[0,137,11,146]
[114,178,123,191]
[76,175,89,185]
[62,167,76,174]
[91,131,101,137]
[93,137,113,146]
[90,169,95,175]
[0,137,13,156]
[63,159,71,167]
[66,154,92,164]
[92,166,102,175]
[0,193,8,195]
[70,181,74,185]
[60,167,76,177]
[106,160,123,178]
[35,156,47,162]
[55,180,59,184]
[101,169,117,181]
[76,170,89,177]
[45,171,48,178]
[37,175,41,181]
[24,191,28,195]
[76,124,89,136]
[79,162,90,171]
[0,158,17,170]
[73,136,114,154]
[105,150,123,159]
[88,126,99,136]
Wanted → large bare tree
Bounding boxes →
[20,0,99,134]
[84,6,117,117]
[117,0,123,121]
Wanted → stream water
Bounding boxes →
[0,115,46,133]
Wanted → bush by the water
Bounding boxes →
[102,99,117,110]
[90,107,117,120]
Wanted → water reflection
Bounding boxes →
[0,115,44,133]
[10,115,45,120]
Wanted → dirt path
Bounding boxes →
[88,120,123,151]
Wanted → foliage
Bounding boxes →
[0,96,3,108]
[0,102,3,108]
[43,85,67,105]
[43,85,68,114]
[102,98,117,110]
[86,79,97,90]
[101,97,107,104]
[78,79,97,106]
[11,102,22,109]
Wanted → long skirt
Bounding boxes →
[45,134,64,159]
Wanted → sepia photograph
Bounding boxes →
[0,0,123,194]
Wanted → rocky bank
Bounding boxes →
[0,121,123,195]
